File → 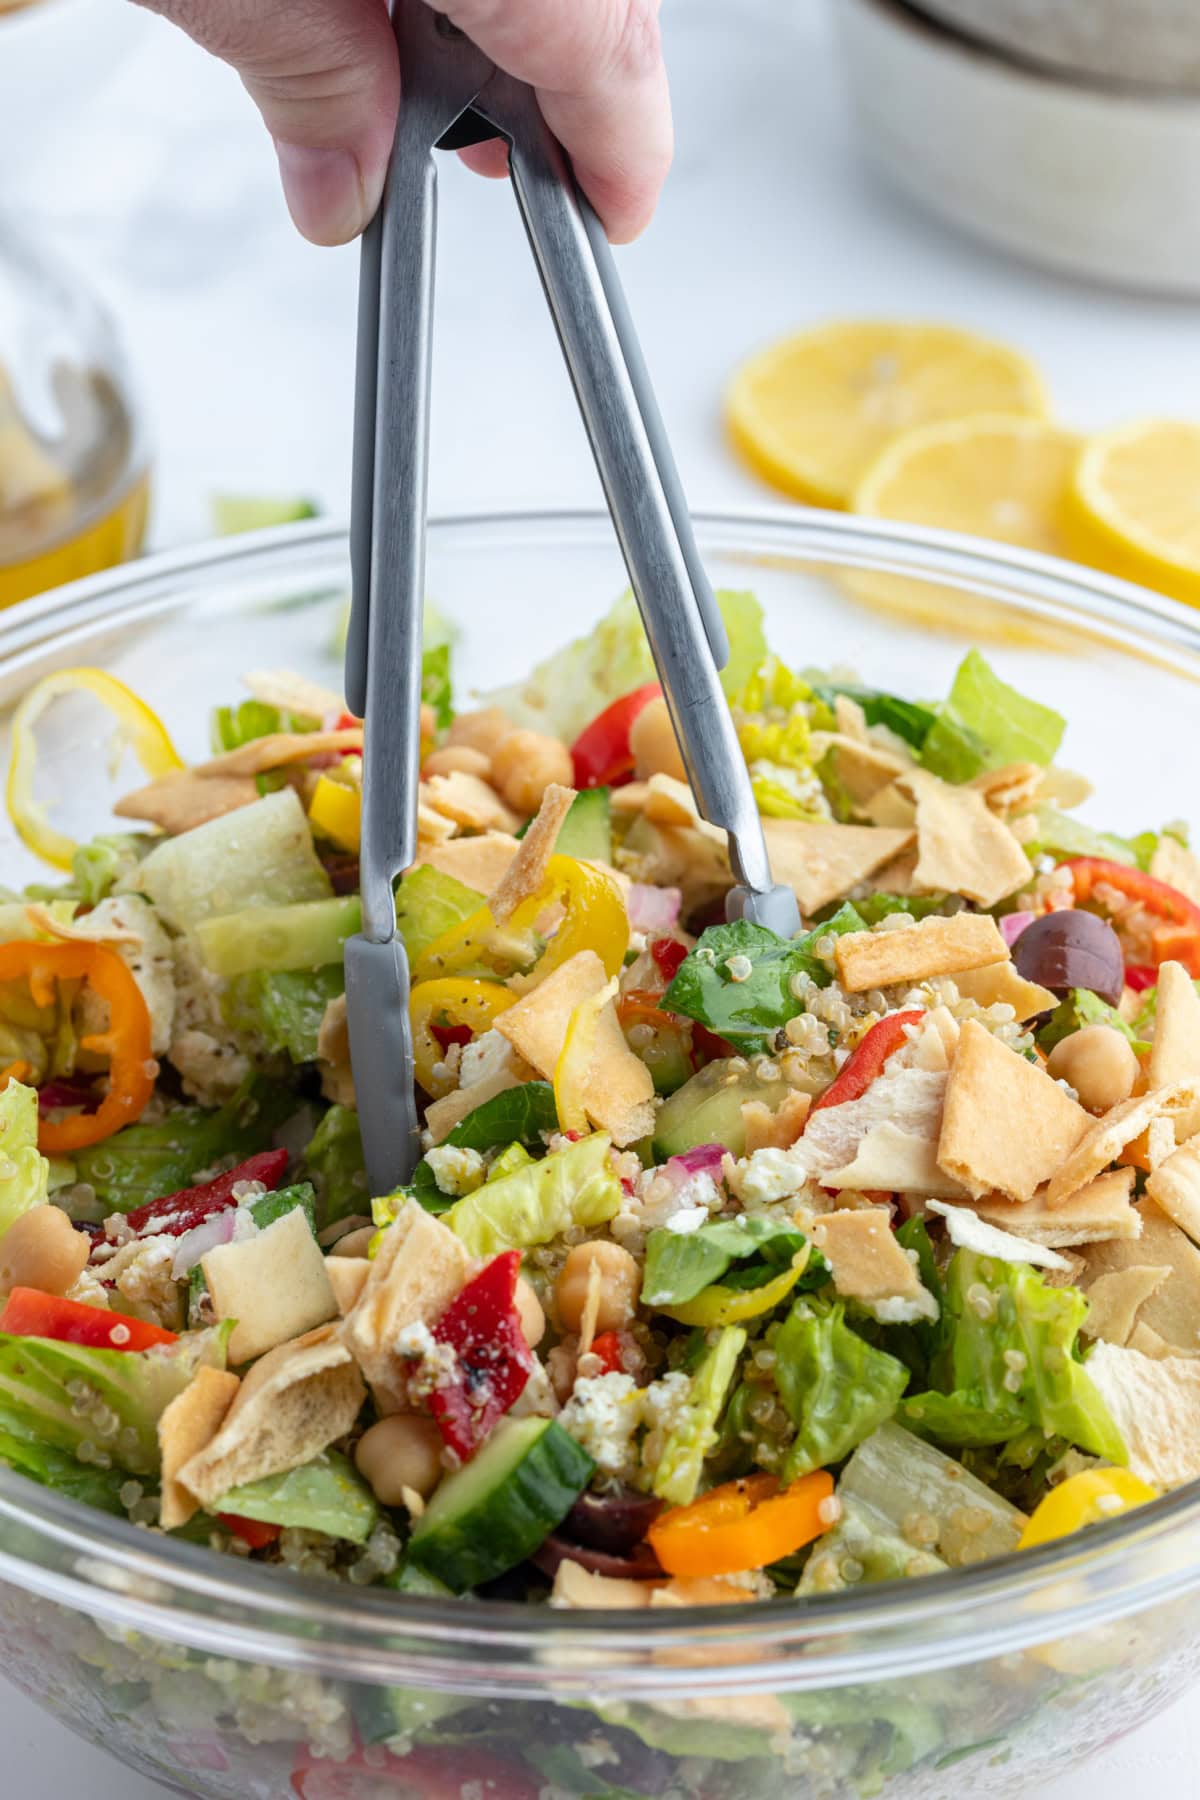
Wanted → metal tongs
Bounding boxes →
[345,0,800,1197]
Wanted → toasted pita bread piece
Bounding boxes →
[1080,1265,1170,1346]
[343,1201,473,1414]
[202,1206,339,1366]
[1047,1082,1200,1207]
[583,996,656,1147]
[810,1208,925,1304]
[422,770,520,834]
[970,1169,1141,1247]
[326,1257,371,1316]
[551,1561,658,1609]
[924,1199,1070,1271]
[195,728,362,780]
[1128,1322,1200,1361]
[741,1090,812,1155]
[809,733,909,808]
[413,830,519,893]
[938,1019,1090,1203]
[969,763,1042,816]
[114,771,260,833]
[176,1325,366,1508]
[824,1121,969,1199]
[242,669,344,721]
[759,821,915,918]
[1079,1199,1200,1354]
[158,1366,241,1530]
[1148,962,1200,1142]
[951,960,1058,1022]
[1083,1341,1200,1488]
[489,784,577,923]
[862,784,918,831]
[870,848,922,895]
[638,775,727,846]
[495,950,606,1078]
[1146,1138,1200,1245]
[899,769,1033,909]
[424,1067,523,1146]
[1150,837,1200,908]
[834,913,1008,994]
[415,800,460,846]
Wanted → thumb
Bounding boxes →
[137,0,400,245]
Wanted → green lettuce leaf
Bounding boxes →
[1038,988,1148,1057]
[641,1216,807,1308]
[301,1103,369,1228]
[394,865,485,966]
[835,1420,1027,1566]
[663,905,864,1056]
[0,1326,230,1478]
[796,1491,946,1594]
[421,642,454,730]
[75,1075,298,1214]
[921,651,1065,783]
[774,1298,909,1479]
[652,1324,746,1507]
[446,1132,621,1255]
[903,1249,1126,1461]
[218,1449,378,1543]
[1020,804,1143,870]
[209,697,321,754]
[222,966,345,1063]
[0,1404,133,1515]
[443,1082,559,1155]
[128,787,332,933]
[809,682,937,750]
[0,1082,49,1238]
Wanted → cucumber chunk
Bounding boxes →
[409,1417,594,1592]
[556,788,613,866]
[654,1058,791,1160]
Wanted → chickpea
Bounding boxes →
[513,1276,546,1347]
[354,1414,444,1507]
[490,729,574,816]
[555,1241,640,1335]
[0,1206,90,1300]
[1047,1024,1139,1114]
[447,707,514,761]
[331,1225,376,1259]
[421,745,492,781]
[630,695,686,782]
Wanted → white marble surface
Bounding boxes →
[3,0,1200,1792]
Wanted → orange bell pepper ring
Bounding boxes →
[1065,857,1200,975]
[648,1469,835,1577]
[0,940,155,1152]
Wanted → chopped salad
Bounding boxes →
[3,589,1200,1611]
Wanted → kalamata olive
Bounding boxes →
[563,1488,663,1555]
[1013,910,1125,1008]
[532,1534,665,1583]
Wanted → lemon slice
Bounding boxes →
[726,321,1048,508]
[846,413,1082,646]
[1067,419,1200,606]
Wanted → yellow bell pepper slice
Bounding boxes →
[554,978,618,1136]
[658,1250,813,1328]
[409,976,515,1098]
[309,774,362,852]
[1018,1467,1158,1550]
[412,854,628,988]
[7,667,183,870]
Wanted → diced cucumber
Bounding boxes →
[129,789,332,932]
[211,494,318,535]
[653,1059,791,1161]
[556,788,613,865]
[353,1681,465,1745]
[409,1417,594,1592]
[394,864,484,964]
[196,896,361,976]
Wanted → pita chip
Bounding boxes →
[1150,837,1200,908]
[242,668,343,721]
[326,1257,372,1316]
[1147,1138,1200,1245]
[862,783,918,831]
[938,1019,1090,1202]
[924,1198,1071,1271]
[951,960,1058,1022]
[158,1366,241,1530]
[176,1326,365,1508]
[1047,1082,1200,1207]
[870,848,922,895]
[741,1090,812,1155]
[1128,1322,1200,1362]
[642,775,726,846]
[343,1201,473,1412]
[115,771,260,833]
[970,1169,1141,1247]
[810,1208,927,1305]
[202,1206,339,1366]
[1083,1342,1200,1488]
[1079,1199,1200,1354]
[1080,1265,1170,1346]
[413,830,519,894]
[489,783,577,923]
[583,996,657,1148]
[900,769,1033,908]
[494,950,607,1078]
[194,728,362,780]
[824,1121,969,1198]
[760,820,915,917]
[1148,962,1200,1142]
[415,800,460,846]
[422,770,520,834]
[424,1067,522,1146]
[834,913,1008,994]
[810,734,908,808]
[969,763,1042,816]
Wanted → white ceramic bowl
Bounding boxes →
[834,0,1200,295]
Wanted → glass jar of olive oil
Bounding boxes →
[0,225,150,610]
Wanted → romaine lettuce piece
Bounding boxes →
[0,1082,49,1239]
[808,682,937,751]
[444,1082,559,1156]
[301,1103,369,1228]
[797,1492,947,1594]
[1038,988,1148,1056]
[222,966,345,1062]
[921,651,1065,783]
[775,1298,909,1479]
[446,1133,620,1255]
[210,697,313,753]
[75,1075,299,1213]
[218,1449,378,1543]
[422,642,454,730]
[835,1420,1026,1566]
[652,1324,746,1507]
[641,1216,808,1308]
[0,1325,230,1477]
[128,788,332,933]
[1020,804,1143,869]
[70,835,145,906]
[0,1404,133,1515]
[904,1250,1126,1461]
[663,905,864,1055]
[395,865,484,966]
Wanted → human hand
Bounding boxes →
[137,0,673,246]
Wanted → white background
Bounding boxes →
[4,0,1200,1792]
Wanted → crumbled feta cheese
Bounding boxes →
[105,1234,180,1330]
[424,1145,487,1198]
[639,1371,692,1473]
[864,1291,940,1326]
[457,1028,513,1090]
[732,1147,809,1206]
[559,1373,644,1482]
[664,1205,710,1235]
[394,1320,460,1398]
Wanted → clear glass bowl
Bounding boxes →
[2,509,1200,1800]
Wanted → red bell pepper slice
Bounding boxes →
[809,1010,924,1118]
[217,1513,282,1550]
[649,936,688,985]
[0,1287,178,1351]
[1124,964,1160,994]
[589,1330,624,1374]
[122,1149,290,1239]
[1065,858,1200,976]
[429,1251,534,1462]
[570,682,661,789]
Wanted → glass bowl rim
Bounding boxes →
[2,503,1200,1695]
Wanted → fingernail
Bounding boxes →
[274,141,367,246]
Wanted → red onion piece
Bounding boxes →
[1001,911,1037,948]
[627,883,682,933]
